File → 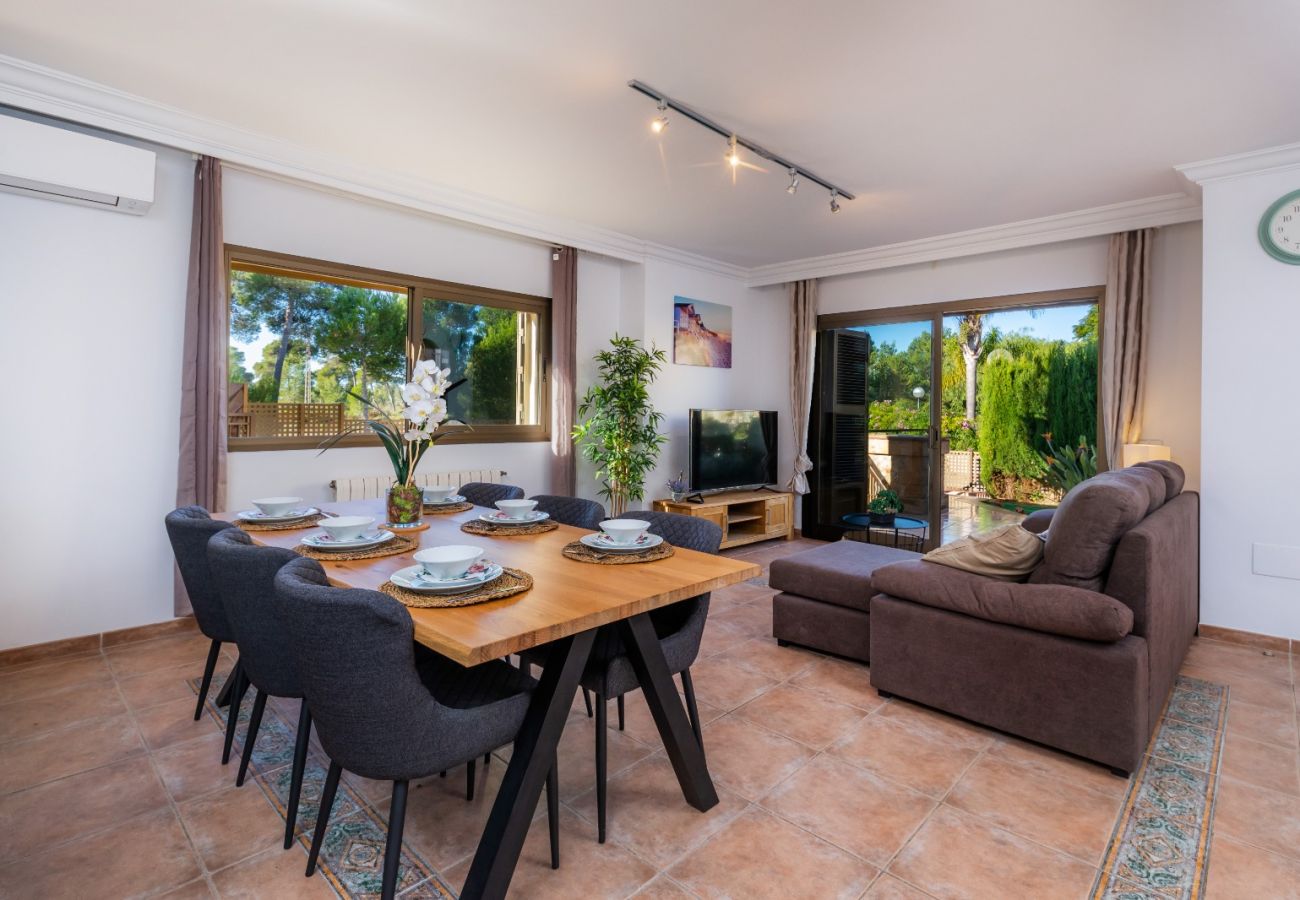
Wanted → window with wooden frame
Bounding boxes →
[225,246,550,451]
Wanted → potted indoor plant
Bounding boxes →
[573,335,667,517]
[666,471,689,503]
[867,489,903,527]
[320,349,464,528]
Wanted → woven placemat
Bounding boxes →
[423,501,473,515]
[379,567,533,608]
[236,513,325,532]
[561,540,675,565]
[461,520,559,537]
[294,534,418,562]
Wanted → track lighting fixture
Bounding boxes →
[650,100,669,134]
[628,80,854,212]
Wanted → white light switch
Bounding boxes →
[1252,543,1300,581]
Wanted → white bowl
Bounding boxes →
[424,485,457,503]
[318,515,374,542]
[494,499,538,520]
[599,518,651,546]
[414,545,485,580]
[252,496,304,517]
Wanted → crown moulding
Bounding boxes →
[1176,141,1300,188]
[1,53,1208,287]
[745,193,1203,287]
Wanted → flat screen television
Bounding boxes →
[687,409,778,493]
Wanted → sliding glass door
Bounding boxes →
[804,319,938,548]
[805,287,1103,550]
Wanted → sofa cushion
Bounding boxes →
[1021,508,1055,535]
[768,540,920,612]
[872,560,1134,642]
[1105,466,1168,517]
[1029,472,1150,591]
[922,524,1044,581]
[1135,459,1185,501]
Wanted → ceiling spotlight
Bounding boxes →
[650,101,669,134]
[829,190,841,213]
[786,168,799,195]
[725,136,741,168]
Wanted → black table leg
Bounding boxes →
[460,630,595,900]
[618,613,719,812]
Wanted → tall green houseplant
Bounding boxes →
[573,335,667,516]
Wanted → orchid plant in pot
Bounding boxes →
[320,350,465,528]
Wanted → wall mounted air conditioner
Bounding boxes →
[0,114,156,214]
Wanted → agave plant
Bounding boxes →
[318,346,467,484]
[1041,434,1097,494]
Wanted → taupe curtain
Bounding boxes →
[1100,228,1153,471]
[175,156,228,614]
[788,279,818,494]
[549,246,578,495]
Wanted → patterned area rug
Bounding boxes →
[193,673,456,899]
[1092,675,1229,899]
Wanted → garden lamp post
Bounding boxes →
[912,385,925,411]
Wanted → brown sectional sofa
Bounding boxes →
[772,461,1199,775]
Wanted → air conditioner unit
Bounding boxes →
[0,114,156,214]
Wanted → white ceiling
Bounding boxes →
[3,0,1299,267]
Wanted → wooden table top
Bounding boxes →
[217,499,760,667]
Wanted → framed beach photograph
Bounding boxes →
[672,296,733,368]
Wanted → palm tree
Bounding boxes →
[957,313,984,421]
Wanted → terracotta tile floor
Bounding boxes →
[1,536,1297,898]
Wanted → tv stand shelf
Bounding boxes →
[653,489,794,550]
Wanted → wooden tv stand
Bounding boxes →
[652,489,794,550]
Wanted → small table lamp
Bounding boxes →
[1122,442,1172,467]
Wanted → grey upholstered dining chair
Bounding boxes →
[163,507,242,742]
[206,528,314,849]
[271,557,560,899]
[527,510,721,844]
[459,481,525,507]
[529,494,606,530]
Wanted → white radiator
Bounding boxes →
[331,469,508,502]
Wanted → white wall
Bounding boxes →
[815,227,1203,490]
[1199,168,1300,641]
[0,151,780,649]
[638,262,792,505]
[0,133,194,650]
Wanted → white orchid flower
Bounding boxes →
[419,375,435,393]
[404,399,435,422]
[400,383,426,405]
[403,428,431,442]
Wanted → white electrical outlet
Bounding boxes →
[1252,543,1300,581]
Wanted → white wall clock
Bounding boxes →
[1259,189,1300,264]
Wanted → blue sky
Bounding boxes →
[858,302,1093,351]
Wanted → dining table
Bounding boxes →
[217,497,761,899]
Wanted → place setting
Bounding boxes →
[295,515,417,561]
[460,498,559,536]
[233,496,324,531]
[381,544,533,609]
[422,484,473,515]
[563,518,674,564]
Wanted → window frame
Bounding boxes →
[225,245,551,452]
